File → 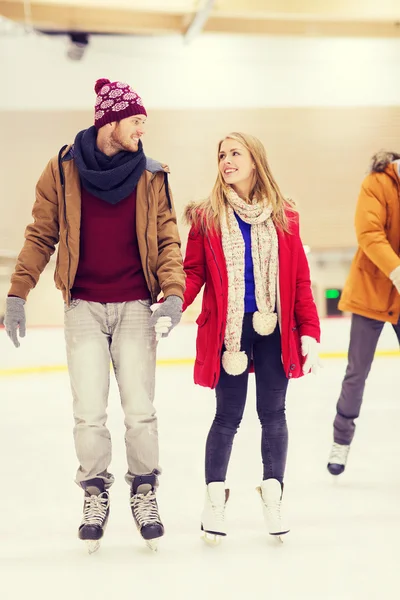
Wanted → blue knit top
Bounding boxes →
[234,213,257,313]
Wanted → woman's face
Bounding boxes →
[218,138,255,191]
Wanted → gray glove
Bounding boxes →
[4,297,26,348]
[150,295,183,340]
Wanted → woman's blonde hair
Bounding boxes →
[188,132,296,232]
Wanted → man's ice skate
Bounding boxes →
[78,478,110,554]
[327,442,350,476]
[201,482,230,546]
[130,473,164,552]
[257,478,289,543]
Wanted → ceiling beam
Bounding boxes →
[0,2,187,34]
[184,0,216,43]
[1,0,400,37]
[0,0,196,11]
[214,0,400,21]
[205,15,400,37]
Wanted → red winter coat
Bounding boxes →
[183,211,321,389]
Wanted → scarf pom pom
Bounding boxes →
[253,311,277,336]
[222,350,248,376]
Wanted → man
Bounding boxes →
[327,151,400,475]
[4,78,185,552]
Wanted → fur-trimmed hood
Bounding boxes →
[184,201,201,225]
[370,151,400,174]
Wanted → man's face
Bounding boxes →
[110,115,146,152]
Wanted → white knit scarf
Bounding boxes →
[221,187,278,376]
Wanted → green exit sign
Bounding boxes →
[325,289,340,299]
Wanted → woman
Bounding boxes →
[154,133,321,542]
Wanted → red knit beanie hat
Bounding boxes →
[94,78,147,130]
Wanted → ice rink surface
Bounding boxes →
[0,319,399,600]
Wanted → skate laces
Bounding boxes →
[82,492,109,527]
[264,497,281,520]
[211,501,225,522]
[329,443,350,465]
[131,491,160,526]
[257,485,282,523]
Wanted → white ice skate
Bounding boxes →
[327,442,350,476]
[201,482,229,546]
[257,478,289,543]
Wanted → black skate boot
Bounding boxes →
[130,472,164,551]
[79,478,110,554]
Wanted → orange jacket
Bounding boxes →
[339,153,400,324]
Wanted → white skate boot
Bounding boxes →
[201,482,229,546]
[257,478,289,542]
[327,442,350,476]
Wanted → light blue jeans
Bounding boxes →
[64,299,158,488]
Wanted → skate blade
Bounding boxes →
[145,539,159,552]
[270,531,289,544]
[202,532,223,546]
[85,540,100,554]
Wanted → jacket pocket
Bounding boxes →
[358,252,381,277]
[195,309,211,365]
[64,299,81,313]
[352,257,394,313]
[137,299,152,309]
[289,326,302,376]
[196,309,210,327]
[54,251,61,289]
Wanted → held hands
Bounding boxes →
[4,297,26,348]
[150,295,183,341]
[301,335,322,375]
[389,265,400,293]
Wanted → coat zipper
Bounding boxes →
[58,148,71,306]
[62,178,71,305]
[145,174,156,303]
[206,232,224,387]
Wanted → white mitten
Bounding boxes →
[301,335,322,375]
[389,265,400,293]
[150,304,172,341]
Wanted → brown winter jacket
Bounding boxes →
[339,152,400,324]
[9,145,185,305]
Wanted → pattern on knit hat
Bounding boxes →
[93,78,147,129]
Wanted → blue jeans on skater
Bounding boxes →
[205,313,289,484]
